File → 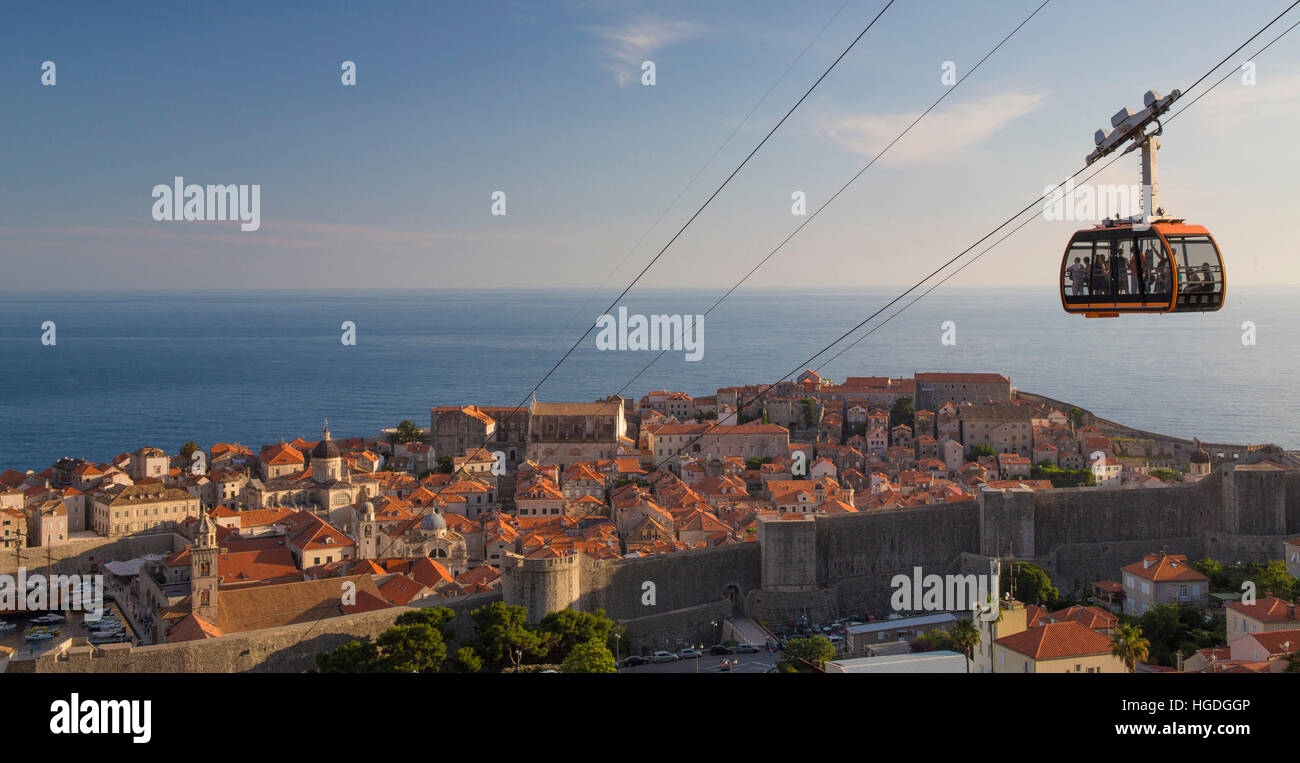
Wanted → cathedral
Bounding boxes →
[351,500,469,576]
[245,421,367,510]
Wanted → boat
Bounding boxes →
[31,613,66,625]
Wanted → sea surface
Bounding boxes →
[0,286,1296,471]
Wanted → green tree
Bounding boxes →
[561,638,618,673]
[392,419,424,444]
[889,396,914,429]
[314,639,380,673]
[315,609,456,673]
[1191,558,1227,588]
[969,443,995,459]
[179,441,201,460]
[436,454,454,474]
[949,619,981,673]
[914,629,955,652]
[471,601,549,671]
[1003,562,1058,607]
[1110,622,1150,673]
[1245,560,1298,600]
[538,608,622,661]
[376,622,448,673]
[778,635,836,672]
[396,606,456,641]
[449,646,483,673]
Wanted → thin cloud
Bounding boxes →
[816,91,1049,166]
[585,16,703,86]
[1190,69,1300,136]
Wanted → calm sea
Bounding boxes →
[0,287,1296,471]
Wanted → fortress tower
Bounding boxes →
[502,553,580,624]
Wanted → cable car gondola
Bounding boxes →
[1060,222,1225,317]
[1058,89,1226,317]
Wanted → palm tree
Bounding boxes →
[1110,623,1150,673]
[950,619,980,673]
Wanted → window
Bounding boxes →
[1167,235,1223,294]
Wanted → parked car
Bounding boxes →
[709,644,734,655]
[620,655,650,667]
[650,651,679,663]
[732,643,760,654]
[677,648,702,659]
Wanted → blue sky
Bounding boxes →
[3,0,1299,290]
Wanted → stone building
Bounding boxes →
[647,422,789,471]
[527,400,629,467]
[128,447,170,482]
[430,404,529,469]
[961,404,1033,458]
[92,482,201,537]
[914,372,1012,411]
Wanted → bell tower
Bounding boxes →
[191,511,220,624]
[357,501,378,559]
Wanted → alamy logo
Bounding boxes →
[594,306,704,362]
[151,176,261,231]
[890,566,1001,622]
[1042,178,1149,223]
[0,568,103,618]
[49,693,152,744]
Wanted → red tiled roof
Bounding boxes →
[1227,596,1297,623]
[996,622,1113,660]
[1122,553,1208,583]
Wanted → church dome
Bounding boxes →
[421,512,447,534]
[313,420,340,460]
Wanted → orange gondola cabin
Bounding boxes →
[1059,222,1224,317]
[1060,89,1225,317]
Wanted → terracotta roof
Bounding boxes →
[214,574,389,633]
[1050,605,1118,631]
[1226,596,1297,623]
[377,573,427,605]
[260,442,305,466]
[167,613,225,642]
[996,622,1113,660]
[1243,628,1300,655]
[1122,553,1208,583]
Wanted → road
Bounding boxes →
[618,652,778,674]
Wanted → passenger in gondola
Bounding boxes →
[1188,264,1215,293]
[1114,253,1129,294]
[1153,261,1172,294]
[1129,251,1143,295]
[1091,256,1109,295]
[1067,257,1086,295]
